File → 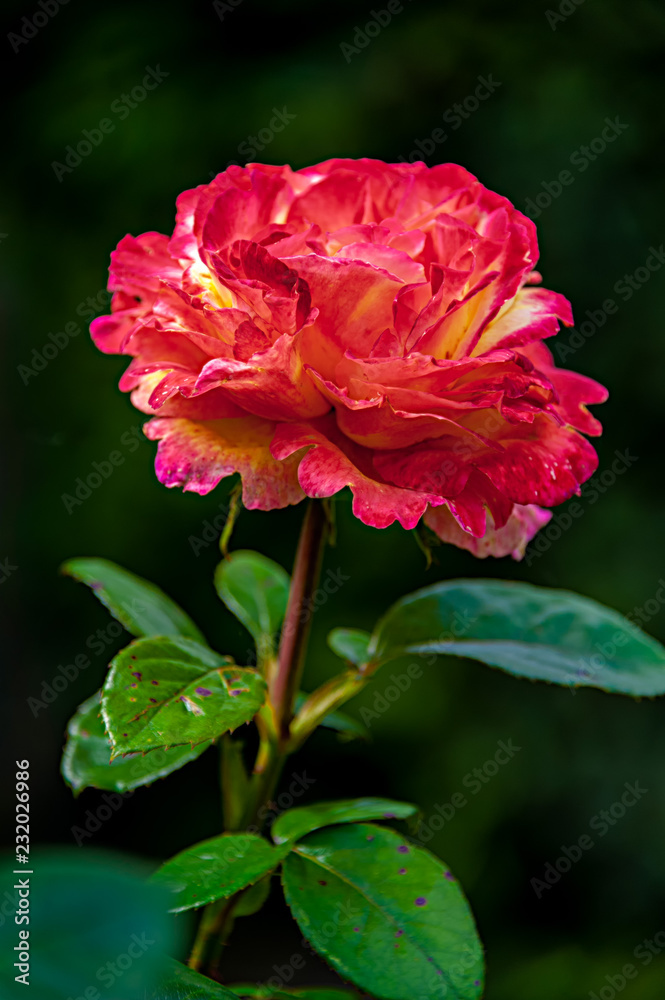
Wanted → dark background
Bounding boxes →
[2,0,665,995]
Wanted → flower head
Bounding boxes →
[92,159,606,558]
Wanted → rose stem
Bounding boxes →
[188,499,328,976]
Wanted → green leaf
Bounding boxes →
[152,959,240,999]
[327,628,372,666]
[295,694,368,742]
[272,797,418,845]
[231,988,362,999]
[317,707,369,742]
[0,851,179,1000]
[62,691,210,794]
[61,556,206,642]
[370,578,665,697]
[281,823,483,1000]
[151,833,288,912]
[215,550,290,660]
[233,874,272,917]
[102,636,266,755]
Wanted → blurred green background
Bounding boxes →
[2,0,665,995]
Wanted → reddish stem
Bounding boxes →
[271,500,328,741]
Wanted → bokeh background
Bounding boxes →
[2,0,665,995]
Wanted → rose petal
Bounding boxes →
[425,502,552,559]
[145,415,304,507]
[271,417,441,529]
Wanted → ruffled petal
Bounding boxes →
[271,417,441,529]
[195,334,329,421]
[90,158,605,556]
[473,417,599,506]
[144,415,304,507]
[473,286,574,355]
[519,340,608,435]
[425,502,552,559]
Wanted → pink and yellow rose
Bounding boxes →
[92,158,607,558]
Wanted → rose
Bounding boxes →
[91,158,606,558]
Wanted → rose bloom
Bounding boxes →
[92,159,607,558]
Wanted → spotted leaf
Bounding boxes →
[62,692,210,794]
[281,823,483,1000]
[101,636,266,755]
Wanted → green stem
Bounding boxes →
[188,500,328,977]
[240,740,285,832]
[187,902,222,971]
